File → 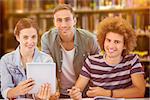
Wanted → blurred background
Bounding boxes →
[0,0,149,97]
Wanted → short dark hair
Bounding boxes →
[53,4,75,17]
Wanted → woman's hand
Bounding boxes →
[68,86,82,100]
[35,83,51,100]
[7,78,35,98]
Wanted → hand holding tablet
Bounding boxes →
[26,63,56,95]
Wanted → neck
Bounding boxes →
[20,48,34,62]
[105,54,122,65]
[60,33,74,43]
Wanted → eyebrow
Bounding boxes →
[106,37,123,42]
[56,16,71,19]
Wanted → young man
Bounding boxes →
[69,16,146,99]
[41,4,100,98]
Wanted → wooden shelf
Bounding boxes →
[75,7,150,14]
[4,6,150,54]
[7,7,150,16]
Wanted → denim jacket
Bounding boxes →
[41,28,100,90]
[0,46,53,99]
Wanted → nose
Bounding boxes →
[27,38,34,44]
[61,20,68,27]
[109,41,115,48]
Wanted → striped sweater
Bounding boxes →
[80,54,144,90]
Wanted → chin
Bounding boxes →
[106,53,116,58]
[62,32,68,35]
[27,47,35,51]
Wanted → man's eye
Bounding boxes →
[65,18,71,22]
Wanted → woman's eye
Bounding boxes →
[106,39,111,42]
[23,36,28,39]
[32,35,36,39]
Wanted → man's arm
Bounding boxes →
[68,75,89,100]
[113,74,145,98]
[75,75,90,91]
[87,74,146,98]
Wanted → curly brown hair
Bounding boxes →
[97,16,137,56]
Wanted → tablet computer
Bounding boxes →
[26,63,56,95]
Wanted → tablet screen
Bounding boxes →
[26,63,56,95]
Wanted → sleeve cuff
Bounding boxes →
[2,87,12,99]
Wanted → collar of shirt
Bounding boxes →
[14,46,40,67]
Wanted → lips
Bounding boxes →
[108,48,116,53]
[60,27,69,31]
[27,45,34,49]
[61,29,68,33]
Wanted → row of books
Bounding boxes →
[7,11,149,36]
[5,13,150,55]
[6,0,149,13]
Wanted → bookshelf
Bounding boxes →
[3,0,150,53]
[0,0,4,57]
[0,0,150,95]
[1,0,150,97]
[6,7,150,34]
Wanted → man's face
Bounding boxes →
[104,32,125,58]
[54,10,76,37]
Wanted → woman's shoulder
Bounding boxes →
[38,51,54,63]
[38,51,50,57]
[1,51,16,61]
